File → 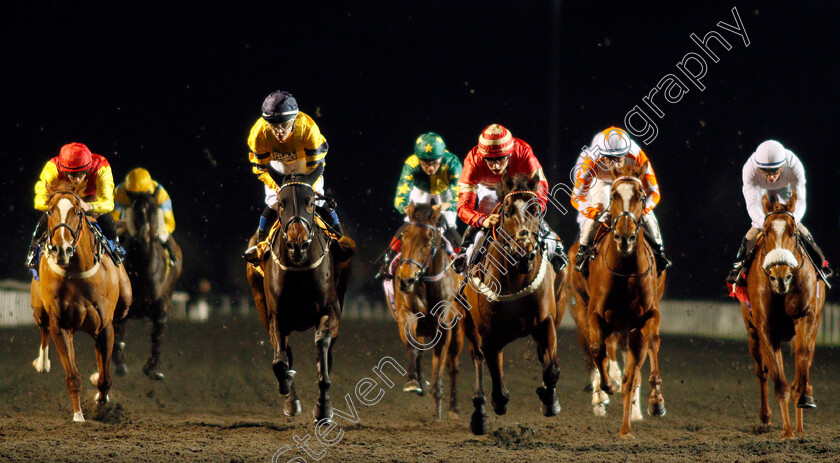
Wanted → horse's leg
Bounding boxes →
[792,315,817,436]
[619,329,645,438]
[484,341,509,416]
[112,318,128,376]
[32,308,51,373]
[92,323,114,404]
[115,265,133,321]
[758,327,793,439]
[534,316,562,417]
[269,316,300,416]
[283,338,302,417]
[644,313,666,418]
[313,314,337,421]
[606,334,622,391]
[468,340,488,434]
[447,321,464,418]
[587,308,617,395]
[430,328,451,421]
[746,329,771,425]
[143,301,166,380]
[49,321,84,422]
[397,311,424,395]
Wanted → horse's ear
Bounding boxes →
[761,193,773,213]
[430,203,442,221]
[404,201,416,218]
[527,171,541,191]
[787,189,797,213]
[502,172,515,194]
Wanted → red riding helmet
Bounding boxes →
[477,124,515,158]
[57,142,93,172]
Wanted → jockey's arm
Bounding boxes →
[742,163,766,229]
[443,153,462,212]
[570,157,601,219]
[790,155,807,223]
[110,184,130,223]
[88,164,115,214]
[154,184,176,234]
[393,158,418,214]
[636,153,660,214]
[249,151,280,191]
[33,161,58,212]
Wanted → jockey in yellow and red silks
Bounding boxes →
[571,127,671,274]
[26,142,124,268]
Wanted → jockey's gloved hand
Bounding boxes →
[597,211,612,224]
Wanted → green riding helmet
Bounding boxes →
[414,132,446,160]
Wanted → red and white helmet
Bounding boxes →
[57,142,93,172]
[754,140,787,170]
[477,124,515,158]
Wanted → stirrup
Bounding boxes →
[243,245,261,263]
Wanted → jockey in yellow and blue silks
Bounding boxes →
[243,90,349,262]
[112,167,178,264]
[376,132,462,278]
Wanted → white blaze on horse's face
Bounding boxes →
[762,217,798,295]
[57,198,74,242]
[613,182,639,255]
[616,182,634,213]
[771,219,786,248]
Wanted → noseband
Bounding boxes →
[398,221,445,282]
[278,181,315,244]
[760,209,802,274]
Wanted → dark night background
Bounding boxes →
[1,1,838,302]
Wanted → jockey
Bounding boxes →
[112,167,178,265]
[726,139,832,284]
[375,132,462,279]
[243,90,348,262]
[26,142,124,268]
[452,124,566,273]
[571,127,671,273]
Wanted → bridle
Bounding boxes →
[602,176,653,278]
[494,189,540,262]
[46,190,88,257]
[270,180,330,271]
[760,209,803,275]
[397,220,445,283]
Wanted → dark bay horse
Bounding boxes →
[584,162,667,438]
[459,173,563,435]
[246,177,352,420]
[30,179,132,421]
[114,191,182,380]
[740,191,826,439]
[393,202,464,421]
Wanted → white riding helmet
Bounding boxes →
[754,140,787,170]
[599,127,632,157]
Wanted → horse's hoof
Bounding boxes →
[542,399,561,417]
[536,386,561,417]
[284,398,302,417]
[583,383,594,392]
[403,379,423,395]
[32,357,50,373]
[313,401,333,422]
[797,395,816,409]
[272,363,292,395]
[593,404,607,417]
[491,392,509,416]
[448,410,460,420]
[780,429,795,440]
[143,363,164,381]
[95,392,110,403]
[601,382,618,395]
[470,410,489,435]
[648,401,666,417]
[619,432,635,439]
[73,412,85,422]
[114,364,128,376]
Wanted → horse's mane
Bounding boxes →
[610,158,645,181]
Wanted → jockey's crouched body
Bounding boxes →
[452,124,567,274]
[26,142,125,269]
[571,127,671,275]
[112,167,179,265]
[376,132,463,279]
[243,90,354,263]
[726,140,832,285]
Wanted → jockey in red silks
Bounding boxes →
[452,124,566,273]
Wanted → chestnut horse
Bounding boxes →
[393,202,464,421]
[740,191,826,439]
[459,173,562,435]
[113,191,182,380]
[246,177,352,420]
[30,179,132,422]
[584,162,667,438]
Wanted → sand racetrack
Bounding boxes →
[1,314,839,462]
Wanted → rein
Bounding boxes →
[269,180,331,272]
[601,176,652,278]
[45,194,103,279]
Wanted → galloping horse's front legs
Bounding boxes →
[744,321,771,425]
[32,304,51,373]
[534,316,562,417]
[269,317,301,416]
[468,339,488,435]
[643,312,666,417]
[588,308,618,395]
[484,340,509,416]
[447,322,463,417]
[112,320,128,376]
[398,311,425,395]
[792,315,818,436]
[758,325,793,439]
[49,319,84,422]
[619,329,647,438]
[430,328,452,421]
[92,323,114,404]
[313,313,336,422]
[143,302,166,380]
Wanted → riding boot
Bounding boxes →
[25,219,48,269]
[452,226,478,273]
[574,244,590,273]
[442,225,462,255]
[800,231,833,280]
[725,236,750,285]
[648,240,672,273]
[374,248,397,280]
[112,237,126,265]
[539,219,567,272]
[161,238,178,265]
[243,228,269,263]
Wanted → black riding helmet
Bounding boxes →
[261,90,299,124]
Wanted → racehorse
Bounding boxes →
[739,191,826,439]
[393,202,464,421]
[113,191,182,380]
[560,251,627,418]
[30,179,132,422]
[583,161,667,438]
[458,173,563,435]
[246,176,352,420]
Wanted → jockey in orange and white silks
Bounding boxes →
[726,140,832,284]
[571,127,670,273]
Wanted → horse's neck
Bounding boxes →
[487,241,536,289]
[602,237,649,271]
[71,228,98,268]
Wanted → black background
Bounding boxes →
[2,1,838,301]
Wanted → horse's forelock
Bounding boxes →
[409,203,435,223]
[496,173,533,198]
